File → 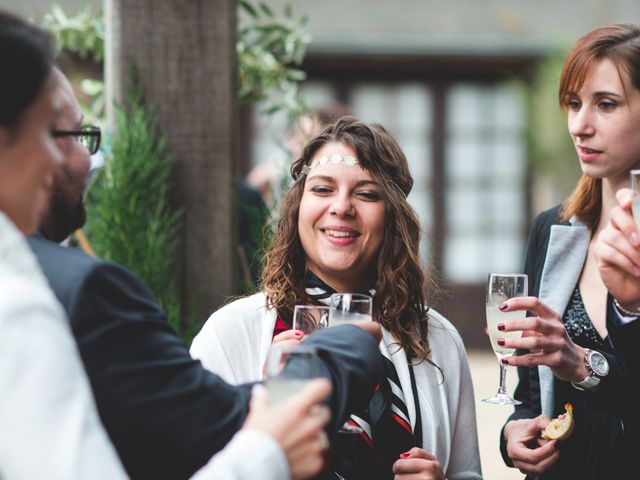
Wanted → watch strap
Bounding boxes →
[571,348,603,391]
[572,374,601,391]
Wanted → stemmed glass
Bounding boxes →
[329,293,373,433]
[328,293,373,325]
[264,344,320,404]
[482,273,528,405]
[630,169,640,226]
[292,305,329,335]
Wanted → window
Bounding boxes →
[443,83,526,282]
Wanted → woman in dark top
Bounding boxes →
[496,24,640,479]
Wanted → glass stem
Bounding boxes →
[498,361,508,396]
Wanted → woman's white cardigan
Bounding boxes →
[191,293,483,479]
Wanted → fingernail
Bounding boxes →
[499,303,508,311]
[501,358,509,365]
[631,232,640,246]
[497,338,505,346]
[497,323,505,331]
[294,330,303,338]
[400,452,410,458]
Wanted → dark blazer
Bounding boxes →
[607,296,640,387]
[29,235,382,480]
[499,206,637,478]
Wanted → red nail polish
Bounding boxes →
[400,452,410,458]
[497,323,505,331]
[294,331,303,338]
[501,358,509,365]
[499,303,508,311]
[497,338,505,346]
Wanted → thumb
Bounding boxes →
[356,321,382,343]
[534,415,552,429]
[249,383,270,415]
[616,187,634,209]
[401,447,436,461]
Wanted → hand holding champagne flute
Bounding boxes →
[483,273,527,405]
[264,345,320,404]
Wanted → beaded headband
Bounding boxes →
[299,152,408,198]
[301,153,360,175]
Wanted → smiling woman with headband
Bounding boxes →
[191,116,482,480]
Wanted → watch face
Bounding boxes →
[589,351,609,376]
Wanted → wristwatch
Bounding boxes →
[572,349,609,391]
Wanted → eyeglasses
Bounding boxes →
[51,125,101,155]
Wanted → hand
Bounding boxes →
[272,329,304,349]
[595,188,640,311]
[392,447,445,479]
[504,417,559,476]
[244,380,332,480]
[355,320,382,344]
[497,297,590,382]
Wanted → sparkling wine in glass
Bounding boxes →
[328,293,373,433]
[630,169,640,227]
[264,345,319,404]
[292,305,329,335]
[482,273,527,406]
[328,293,372,326]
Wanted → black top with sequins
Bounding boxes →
[563,286,610,352]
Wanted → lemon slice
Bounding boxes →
[541,403,574,441]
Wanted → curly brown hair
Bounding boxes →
[261,116,435,360]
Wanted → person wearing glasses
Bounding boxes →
[39,69,101,243]
[0,11,128,478]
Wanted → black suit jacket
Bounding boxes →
[499,207,638,477]
[607,296,640,387]
[29,235,382,480]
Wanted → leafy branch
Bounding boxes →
[237,1,311,122]
[43,2,312,124]
[42,4,104,62]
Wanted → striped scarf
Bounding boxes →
[305,272,420,479]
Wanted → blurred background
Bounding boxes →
[5,1,640,477]
[9,0,640,343]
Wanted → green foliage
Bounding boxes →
[527,49,581,196]
[237,1,311,123]
[45,1,312,335]
[43,2,311,128]
[78,78,105,125]
[42,5,106,123]
[42,4,104,62]
[85,91,185,335]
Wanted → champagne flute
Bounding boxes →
[329,293,373,433]
[328,293,373,326]
[482,273,528,405]
[264,345,319,404]
[630,169,640,226]
[292,305,329,335]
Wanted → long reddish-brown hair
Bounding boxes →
[559,24,640,229]
[261,116,436,360]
